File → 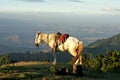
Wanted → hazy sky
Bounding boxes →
[0,0,120,14]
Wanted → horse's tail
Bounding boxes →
[73,41,84,64]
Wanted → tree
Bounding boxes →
[0,54,10,66]
[83,50,120,73]
[101,50,120,72]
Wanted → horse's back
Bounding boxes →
[63,37,83,57]
[66,37,82,44]
[64,37,82,49]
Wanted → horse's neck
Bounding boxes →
[41,33,56,44]
[48,34,56,42]
[41,33,48,43]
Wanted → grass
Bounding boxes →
[0,61,120,80]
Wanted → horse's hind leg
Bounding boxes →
[73,43,83,74]
[73,43,83,64]
[79,55,82,65]
[73,56,83,74]
[74,56,82,65]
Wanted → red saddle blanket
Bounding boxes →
[59,34,69,43]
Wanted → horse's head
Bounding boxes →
[35,32,42,47]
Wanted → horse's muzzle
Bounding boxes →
[35,43,39,47]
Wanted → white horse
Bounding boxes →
[34,32,83,66]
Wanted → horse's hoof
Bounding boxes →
[52,62,56,65]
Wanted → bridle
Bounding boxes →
[46,34,49,45]
[36,32,41,39]
[37,33,50,45]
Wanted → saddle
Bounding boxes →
[59,34,69,43]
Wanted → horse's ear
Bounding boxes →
[57,32,62,35]
[37,32,41,34]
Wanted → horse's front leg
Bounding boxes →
[52,46,57,65]
[52,52,56,65]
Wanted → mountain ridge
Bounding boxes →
[84,33,120,55]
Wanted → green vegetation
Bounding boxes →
[0,50,120,80]
[82,50,120,73]
[0,62,120,80]
[0,54,10,66]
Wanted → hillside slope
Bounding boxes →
[84,33,120,55]
[7,52,73,63]
[0,44,36,54]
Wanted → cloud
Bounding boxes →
[16,0,85,3]
[102,8,120,12]
[16,0,47,2]
[69,0,84,3]
[5,35,22,44]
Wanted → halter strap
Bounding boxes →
[47,34,49,45]
[37,32,41,41]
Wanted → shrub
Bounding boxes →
[0,54,10,66]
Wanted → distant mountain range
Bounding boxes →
[1,33,120,62]
[0,44,51,55]
[84,33,120,55]
[0,44,34,54]
[1,33,120,57]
